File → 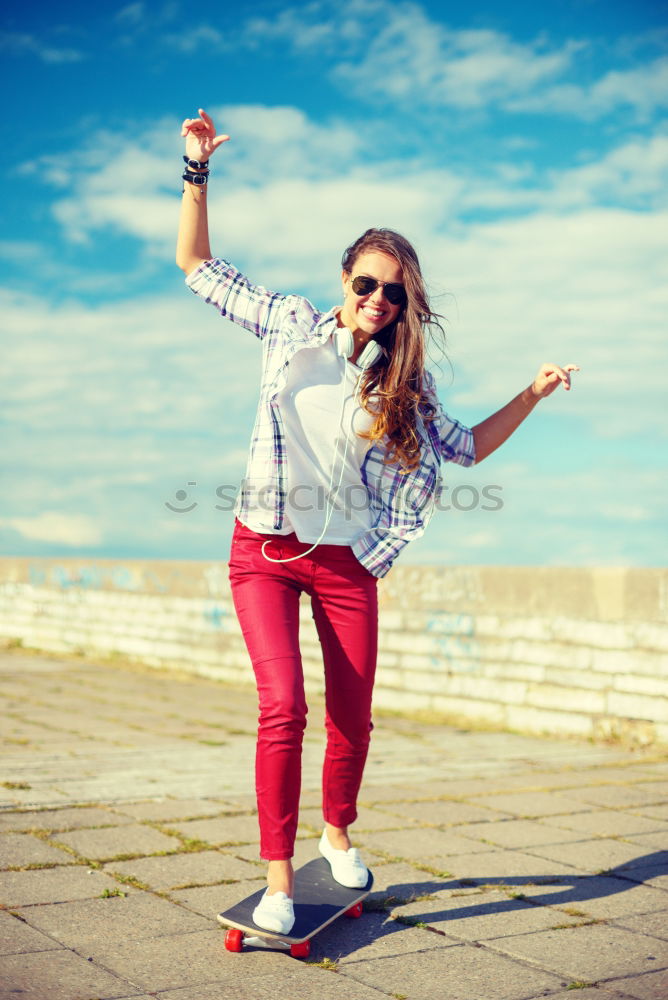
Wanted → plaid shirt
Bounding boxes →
[186,258,476,578]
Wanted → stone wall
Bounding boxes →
[1,557,667,745]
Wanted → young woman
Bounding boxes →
[176,109,579,934]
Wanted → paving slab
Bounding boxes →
[382,797,513,826]
[167,814,260,847]
[358,825,493,865]
[611,909,668,942]
[231,834,317,867]
[487,924,668,981]
[109,798,232,822]
[315,909,455,963]
[0,831,76,868]
[480,772,598,793]
[630,762,668,776]
[617,967,668,999]
[474,790,595,818]
[169,877,265,918]
[623,829,668,852]
[359,782,439,804]
[496,873,668,920]
[0,949,137,1000]
[0,804,131,832]
[364,859,451,902]
[104,848,260,889]
[85,927,292,992]
[608,860,668,892]
[630,803,668,821]
[299,803,402,834]
[423,848,582,884]
[51,822,182,860]
[15,892,213,950]
[341,941,564,1000]
[523,838,664,875]
[0,865,127,906]
[561,767,667,785]
[565,784,668,810]
[540,991,634,1000]
[453,818,586,849]
[0,909,64,956]
[539,809,668,838]
[154,969,389,1000]
[392,888,582,940]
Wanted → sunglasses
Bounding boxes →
[351,274,406,306]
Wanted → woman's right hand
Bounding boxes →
[181,108,230,163]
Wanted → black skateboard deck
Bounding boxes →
[217,856,373,958]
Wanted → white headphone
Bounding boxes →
[261,329,382,564]
[334,328,383,370]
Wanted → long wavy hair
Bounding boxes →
[341,228,445,471]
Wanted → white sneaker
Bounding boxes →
[319,829,369,889]
[252,889,295,935]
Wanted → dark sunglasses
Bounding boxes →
[351,274,406,306]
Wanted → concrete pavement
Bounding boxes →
[1,647,667,999]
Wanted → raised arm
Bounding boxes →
[472,362,580,463]
[176,109,230,275]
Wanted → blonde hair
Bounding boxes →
[341,228,444,471]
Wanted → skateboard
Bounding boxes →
[217,856,374,958]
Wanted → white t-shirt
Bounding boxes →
[244,335,375,544]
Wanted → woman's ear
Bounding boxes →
[341,269,350,296]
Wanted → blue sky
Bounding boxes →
[1,0,666,567]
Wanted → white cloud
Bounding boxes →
[546,133,668,210]
[424,206,668,438]
[216,105,364,181]
[162,24,225,52]
[225,0,666,123]
[3,513,103,546]
[1,286,260,432]
[335,16,580,110]
[114,0,180,42]
[406,459,666,567]
[40,105,366,252]
[506,57,668,120]
[0,240,44,262]
[1,280,262,555]
[115,2,146,25]
[34,68,667,264]
[243,1,342,51]
[0,31,84,63]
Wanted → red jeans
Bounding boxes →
[228,519,378,860]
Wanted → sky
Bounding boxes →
[1,0,667,568]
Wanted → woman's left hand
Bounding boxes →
[531,363,580,399]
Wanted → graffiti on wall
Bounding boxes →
[426,612,480,673]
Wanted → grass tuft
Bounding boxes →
[306,956,339,971]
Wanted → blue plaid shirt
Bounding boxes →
[186,258,476,578]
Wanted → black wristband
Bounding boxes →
[182,171,208,186]
[183,155,210,170]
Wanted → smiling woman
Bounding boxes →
[175,107,579,938]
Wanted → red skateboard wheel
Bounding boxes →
[345,902,363,918]
[225,928,244,952]
[290,940,311,958]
